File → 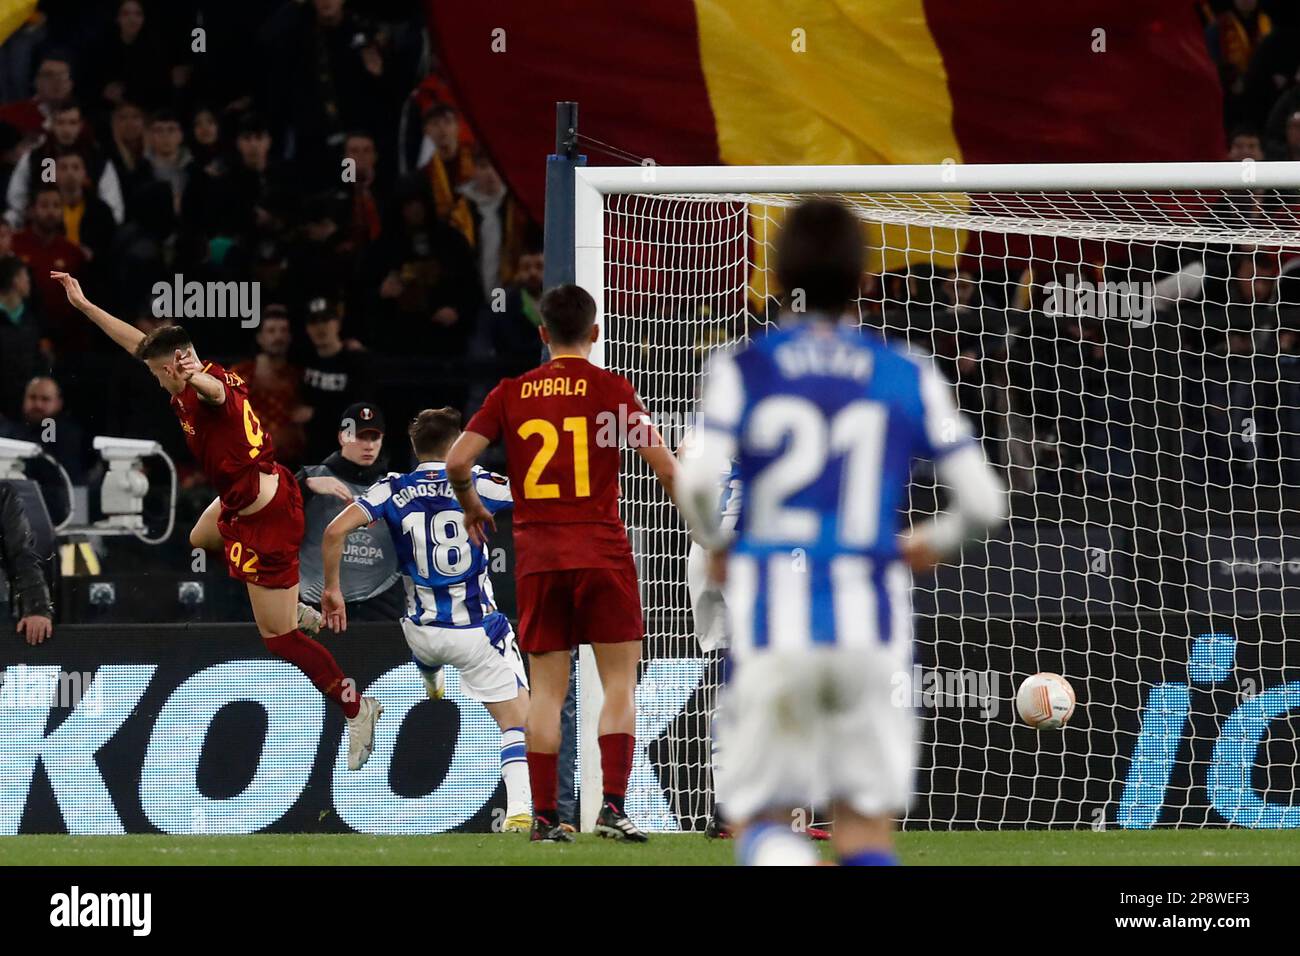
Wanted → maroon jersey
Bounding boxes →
[466,356,653,576]
[170,362,277,511]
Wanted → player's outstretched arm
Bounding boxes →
[321,504,370,632]
[446,430,496,546]
[51,271,145,355]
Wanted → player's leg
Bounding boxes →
[515,570,575,841]
[579,565,647,840]
[524,649,570,837]
[829,804,896,865]
[826,644,914,866]
[247,581,380,769]
[589,639,649,841]
[189,496,223,551]
[484,689,531,830]
[719,652,820,865]
[468,616,533,832]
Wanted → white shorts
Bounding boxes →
[714,645,917,823]
[687,542,730,652]
[400,615,528,703]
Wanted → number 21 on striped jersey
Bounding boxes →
[518,417,590,498]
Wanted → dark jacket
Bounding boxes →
[0,482,53,618]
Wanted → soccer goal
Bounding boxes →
[572,161,1300,832]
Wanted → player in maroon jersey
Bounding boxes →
[447,284,678,842]
[51,272,383,770]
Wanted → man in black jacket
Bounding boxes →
[1,481,53,644]
[296,401,402,622]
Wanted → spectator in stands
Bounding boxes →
[143,109,192,214]
[190,106,224,168]
[0,52,73,139]
[484,241,546,378]
[420,103,473,239]
[296,400,403,621]
[0,481,54,645]
[5,99,125,227]
[1,375,87,524]
[184,112,290,246]
[1283,111,1300,162]
[0,256,43,419]
[285,192,353,310]
[12,185,87,351]
[1227,124,1265,161]
[1206,0,1272,124]
[367,177,480,356]
[262,0,395,191]
[104,99,152,218]
[459,150,531,295]
[54,149,116,269]
[300,295,373,461]
[81,0,169,113]
[340,130,384,256]
[231,305,308,468]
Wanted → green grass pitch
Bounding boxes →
[3,829,1300,866]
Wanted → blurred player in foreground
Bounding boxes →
[52,271,382,770]
[446,284,678,843]
[677,201,1007,865]
[321,407,532,831]
[675,434,834,843]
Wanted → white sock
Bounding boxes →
[501,726,530,818]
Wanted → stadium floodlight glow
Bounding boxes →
[569,160,1300,832]
[0,437,43,481]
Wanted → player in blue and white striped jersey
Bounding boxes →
[321,407,531,832]
[678,200,1007,866]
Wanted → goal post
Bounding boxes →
[573,161,1300,832]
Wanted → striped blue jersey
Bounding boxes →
[697,321,972,654]
[355,461,513,627]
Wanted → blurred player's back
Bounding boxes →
[679,200,1006,865]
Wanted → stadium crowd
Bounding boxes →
[0,0,544,539]
[0,0,1298,603]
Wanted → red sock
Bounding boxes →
[599,733,635,808]
[265,630,360,719]
[527,751,558,819]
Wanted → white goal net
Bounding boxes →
[588,164,1300,831]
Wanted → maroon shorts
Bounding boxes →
[216,465,304,590]
[516,565,644,653]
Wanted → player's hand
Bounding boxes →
[321,588,347,633]
[307,476,354,502]
[17,615,52,645]
[462,500,496,547]
[50,271,90,312]
[706,549,728,586]
[172,348,202,382]
[899,534,943,575]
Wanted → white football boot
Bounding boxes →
[346,696,383,770]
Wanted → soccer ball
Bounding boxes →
[1015,673,1076,729]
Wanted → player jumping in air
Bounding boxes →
[52,272,382,771]
[320,407,533,832]
[677,201,1007,866]
[446,284,678,843]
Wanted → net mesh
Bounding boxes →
[603,184,1300,831]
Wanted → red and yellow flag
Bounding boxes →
[427,0,1223,221]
